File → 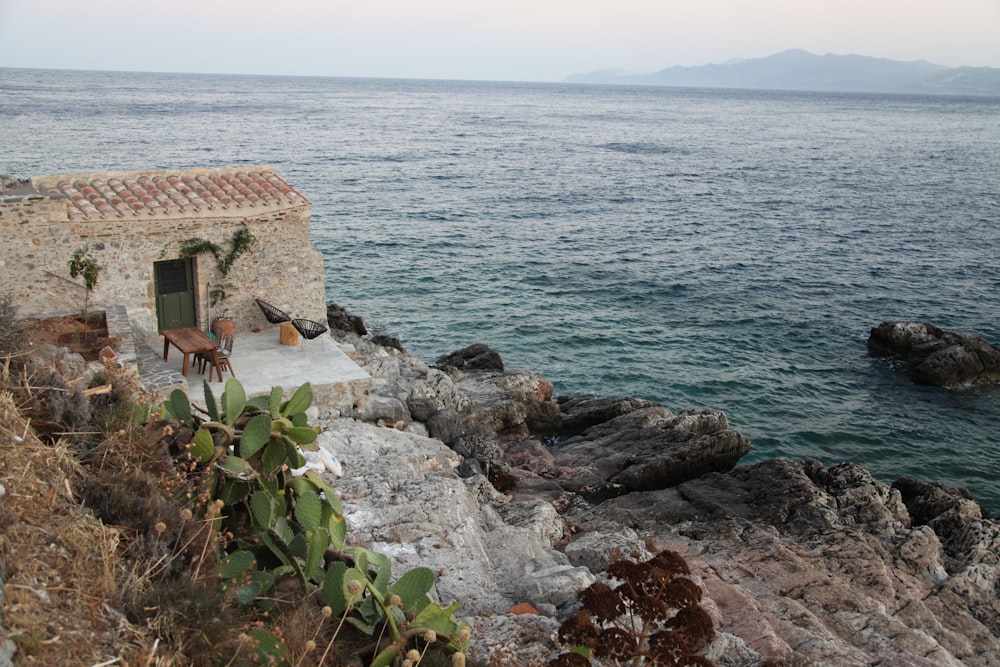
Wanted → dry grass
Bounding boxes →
[0,388,152,664]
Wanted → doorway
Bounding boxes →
[154,259,196,331]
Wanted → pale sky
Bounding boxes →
[1,0,998,81]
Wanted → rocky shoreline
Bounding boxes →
[324,306,1000,665]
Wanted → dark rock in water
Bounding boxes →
[528,405,751,500]
[370,333,406,352]
[434,343,504,372]
[868,321,1000,387]
[326,303,369,336]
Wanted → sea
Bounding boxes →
[2,68,998,515]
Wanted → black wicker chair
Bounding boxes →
[291,318,328,340]
[291,318,329,351]
[254,298,291,324]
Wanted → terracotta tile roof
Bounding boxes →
[25,166,308,220]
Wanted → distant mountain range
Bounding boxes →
[565,49,1000,96]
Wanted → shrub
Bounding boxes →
[549,550,717,667]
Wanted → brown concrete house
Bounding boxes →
[0,166,326,348]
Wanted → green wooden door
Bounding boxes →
[155,259,196,331]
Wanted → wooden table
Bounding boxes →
[162,327,222,382]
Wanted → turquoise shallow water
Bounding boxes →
[2,69,999,513]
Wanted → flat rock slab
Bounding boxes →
[545,404,751,500]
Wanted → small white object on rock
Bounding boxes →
[290,446,342,478]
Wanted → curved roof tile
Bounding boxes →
[27,166,308,220]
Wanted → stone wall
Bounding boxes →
[0,195,326,348]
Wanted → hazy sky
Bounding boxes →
[1,0,998,81]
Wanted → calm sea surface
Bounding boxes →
[2,68,999,514]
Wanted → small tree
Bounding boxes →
[68,246,101,322]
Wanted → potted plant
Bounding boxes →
[212,308,235,338]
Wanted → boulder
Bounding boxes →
[556,395,661,435]
[448,368,556,442]
[326,302,368,337]
[350,394,410,426]
[546,406,751,499]
[434,343,504,372]
[868,321,1000,387]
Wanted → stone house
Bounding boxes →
[0,166,326,347]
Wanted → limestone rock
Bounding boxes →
[515,563,596,611]
[868,320,1000,387]
[350,394,410,425]
[562,528,652,573]
[317,418,570,617]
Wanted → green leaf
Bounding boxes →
[221,378,247,425]
[216,455,257,480]
[260,531,293,568]
[288,533,308,559]
[280,382,312,417]
[342,567,368,605]
[411,600,463,636]
[259,474,281,500]
[323,561,349,615]
[303,470,343,513]
[291,412,308,427]
[388,567,435,611]
[250,491,277,530]
[189,427,215,464]
[370,646,399,667]
[246,395,270,412]
[218,479,252,506]
[261,440,286,477]
[287,476,320,497]
[305,527,329,581]
[328,513,347,551]
[273,516,295,546]
[366,550,392,595]
[217,549,255,579]
[203,379,219,422]
[269,386,283,418]
[167,388,192,423]
[240,414,273,459]
[247,628,290,666]
[283,438,306,468]
[344,616,376,636]
[283,426,318,446]
[295,490,323,532]
[234,570,275,606]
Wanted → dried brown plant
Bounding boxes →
[549,550,717,667]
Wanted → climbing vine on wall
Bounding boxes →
[178,228,257,308]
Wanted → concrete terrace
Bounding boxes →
[136,325,372,415]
